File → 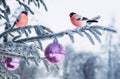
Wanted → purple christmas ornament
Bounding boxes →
[45,42,66,64]
[4,57,20,71]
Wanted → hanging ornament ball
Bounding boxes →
[45,42,66,64]
[4,57,20,71]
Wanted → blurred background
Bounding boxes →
[1,0,120,79]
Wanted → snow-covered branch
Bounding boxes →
[11,25,117,45]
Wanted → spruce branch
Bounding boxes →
[36,39,43,50]
[0,0,11,42]
[0,25,51,50]
[16,0,34,14]
[0,25,116,45]
[0,8,10,23]
[39,0,48,11]
[0,25,53,39]
[0,1,10,24]
[0,13,5,19]
[1,0,7,8]
[0,42,41,65]
[89,29,101,43]
[92,29,102,36]
[76,29,84,36]
[27,0,48,11]
[82,30,95,45]
[6,25,116,45]
[41,57,50,72]
[66,30,75,43]
[0,50,36,65]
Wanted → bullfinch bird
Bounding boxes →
[12,11,28,28]
[69,12,98,27]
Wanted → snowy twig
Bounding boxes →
[16,0,34,14]
[0,42,41,65]
[0,0,11,42]
[0,25,53,39]
[0,25,117,45]
[11,25,117,44]
[27,0,48,11]
[39,0,48,11]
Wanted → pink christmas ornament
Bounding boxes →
[45,42,66,64]
[4,57,20,71]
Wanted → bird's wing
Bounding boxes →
[82,17,88,20]
[75,14,82,20]
[11,14,21,28]
[76,14,88,20]
[16,14,21,23]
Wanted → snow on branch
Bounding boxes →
[27,0,48,11]
[0,25,116,45]
[8,25,117,45]
[0,25,117,66]
[16,0,34,14]
[0,42,41,65]
[17,0,48,12]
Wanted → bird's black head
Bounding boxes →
[21,11,28,15]
[69,12,76,17]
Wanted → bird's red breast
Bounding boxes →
[70,14,83,27]
[16,13,28,27]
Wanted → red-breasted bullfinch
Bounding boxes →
[69,12,98,27]
[13,11,28,28]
